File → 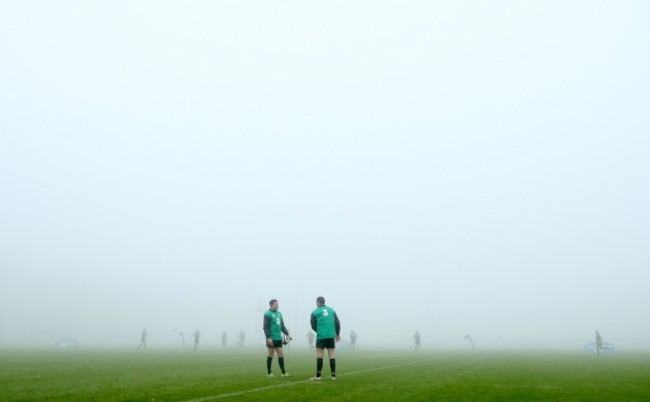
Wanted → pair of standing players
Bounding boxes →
[263,296,341,380]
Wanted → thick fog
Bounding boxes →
[1,1,649,351]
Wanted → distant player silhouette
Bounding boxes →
[307,331,315,350]
[137,328,149,350]
[350,330,358,351]
[193,330,201,350]
[413,331,421,350]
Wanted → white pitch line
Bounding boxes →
[494,384,561,389]
[184,381,299,402]
[339,358,434,377]
[183,358,433,402]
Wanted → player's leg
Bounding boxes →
[266,344,275,376]
[275,345,288,375]
[311,344,325,380]
[327,345,337,380]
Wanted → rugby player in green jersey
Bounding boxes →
[263,299,292,377]
[310,296,341,380]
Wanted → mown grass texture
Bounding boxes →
[0,348,648,401]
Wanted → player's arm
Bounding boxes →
[334,312,341,341]
[263,314,272,339]
[310,313,317,332]
[280,320,291,339]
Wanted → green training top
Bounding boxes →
[263,309,288,341]
[310,305,340,339]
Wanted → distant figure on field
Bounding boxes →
[350,330,358,351]
[238,329,246,348]
[595,330,603,356]
[193,330,201,350]
[137,327,149,350]
[179,331,186,348]
[310,296,341,381]
[307,331,315,350]
[221,331,228,347]
[413,330,421,350]
[464,334,475,350]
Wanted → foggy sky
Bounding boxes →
[1,1,649,350]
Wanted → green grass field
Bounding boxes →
[0,348,648,401]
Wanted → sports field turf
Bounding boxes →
[0,348,648,401]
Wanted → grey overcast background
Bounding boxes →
[1,1,649,350]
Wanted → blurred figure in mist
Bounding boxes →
[193,329,201,350]
[595,330,603,356]
[464,334,475,351]
[238,329,246,349]
[350,330,358,351]
[221,331,228,347]
[179,331,186,348]
[413,330,421,350]
[307,331,315,350]
[137,328,149,350]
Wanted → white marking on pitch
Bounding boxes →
[494,384,561,389]
[183,359,432,402]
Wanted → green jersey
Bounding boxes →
[263,309,288,341]
[310,305,340,339]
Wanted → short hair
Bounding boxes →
[316,296,325,305]
[269,299,278,306]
